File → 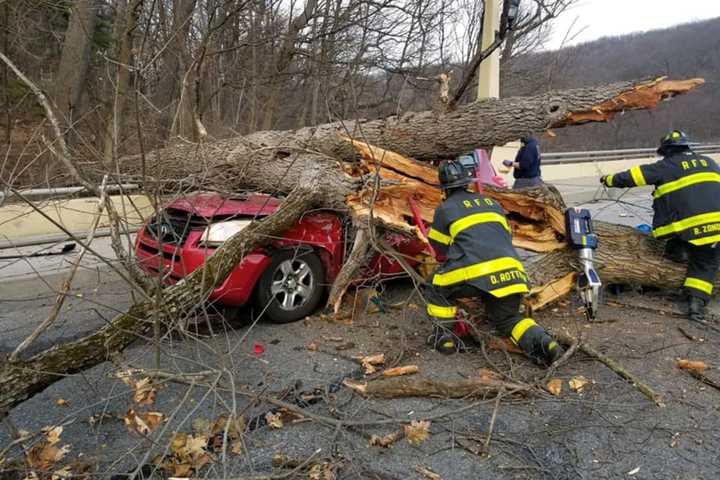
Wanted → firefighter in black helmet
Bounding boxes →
[423,157,564,366]
[601,131,720,324]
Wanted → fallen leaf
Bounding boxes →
[546,378,563,396]
[164,432,213,475]
[211,415,246,439]
[415,465,441,480]
[265,412,284,429]
[231,441,244,455]
[44,426,63,445]
[569,376,590,393]
[676,359,708,372]
[171,432,189,453]
[124,410,164,435]
[369,430,403,448]
[133,377,157,405]
[26,437,70,472]
[115,368,142,387]
[55,399,69,407]
[185,435,208,457]
[404,420,431,445]
[308,462,336,480]
[308,341,318,352]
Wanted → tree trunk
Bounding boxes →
[102,0,142,162]
[0,76,705,412]
[260,0,319,130]
[53,0,97,132]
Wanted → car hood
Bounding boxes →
[166,193,281,218]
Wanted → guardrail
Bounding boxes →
[543,144,720,165]
[0,184,139,204]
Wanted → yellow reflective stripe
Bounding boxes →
[510,318,537,344]
[630,166,647,186]
[428,228,452,245]
[689,234,720,246]
[606,174,614,187]
[432,257,525,287]
[489,283,529,298]
[654,172,720,198]
[684,277,713,295]
[427,304,457,319]
[653,212,720,238]
[449,212,510,238]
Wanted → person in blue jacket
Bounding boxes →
[510,136,543,189]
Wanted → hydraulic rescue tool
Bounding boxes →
[565,208,602,320]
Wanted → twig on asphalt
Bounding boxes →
[556,330,664,406]
[481,387,504,456]
[541,334,582,383]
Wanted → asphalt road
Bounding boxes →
[2,197,720,479]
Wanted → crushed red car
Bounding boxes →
[135,193,429,323]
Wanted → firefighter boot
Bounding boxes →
[688,296,707,324]
[542,337,565,365]
[511,319,564,366]
[427,325,463,354]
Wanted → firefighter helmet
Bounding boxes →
[657,130,691,155]
[438,158,473,190]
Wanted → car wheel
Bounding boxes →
[255,249,325,323]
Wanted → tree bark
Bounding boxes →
[52,0,97,132]
[102,0,142,162]
[119,77,703,185]
[342,376,532,399]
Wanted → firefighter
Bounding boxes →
[600,130,720,324]
[423,157,564,366]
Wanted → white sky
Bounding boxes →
[548,0,720,50]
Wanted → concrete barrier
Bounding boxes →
[0,194,154,243]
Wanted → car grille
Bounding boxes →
[145,208,209,245]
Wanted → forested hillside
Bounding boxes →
[1,1,717,189]
[503,17,720,150]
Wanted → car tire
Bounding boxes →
[255,249,326,323]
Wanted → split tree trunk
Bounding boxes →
[0,77,706,412]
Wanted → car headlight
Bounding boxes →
[199,220,253,246]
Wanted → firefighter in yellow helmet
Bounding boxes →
[423,157,564,366]
[601,131,720,324]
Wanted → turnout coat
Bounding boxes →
[427,189,528,297]
[606,150,720,245]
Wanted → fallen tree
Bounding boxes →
[0,76,708,413]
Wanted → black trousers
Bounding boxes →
[422,283,521,335]
[666,238,720,301]
[685,243,720,301]
[422,283,553,360]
